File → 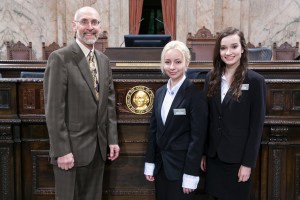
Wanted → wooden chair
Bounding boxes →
[247,42,262,48]
[6,41,33,60]
[94,31,108,52]
[187,26,216,61]
[42,42,66,60]
[272,42,299,60]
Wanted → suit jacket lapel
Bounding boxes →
[72,42,97,101]
[222,71,250,107]
[95,51,105,103]
[222,89,233,106]
[157,86,167,130]
[213,87,222,114]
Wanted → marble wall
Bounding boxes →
[0,0,299,60]
[177,0,300,49]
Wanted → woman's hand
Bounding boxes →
[200,155,206,172]
[238,165,251,182]
[183,188,194,194]
[145,175,155,182]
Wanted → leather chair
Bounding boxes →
[248,47,272,61]
[247,42,262,48]
[6,41,33,60]
[42,42,66,60]
[20,72,44,78]
[186,69,209,79]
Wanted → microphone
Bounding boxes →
[130,18,144,34]
[155,18,171,35]
[155,18,164,24]
[120,18,144,47]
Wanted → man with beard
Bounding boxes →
[43,6,120,200]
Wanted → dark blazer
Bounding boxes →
[145,78,208,180]
[44,41,118,166]
[204,69,266,167]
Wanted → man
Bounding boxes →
[43,6,120,199]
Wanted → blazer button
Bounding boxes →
[218,116,222,120]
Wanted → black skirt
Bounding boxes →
[205,156,252,200]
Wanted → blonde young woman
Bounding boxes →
[144,40,208,200]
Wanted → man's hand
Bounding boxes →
[57,153,74,170]
[108,144,120,161]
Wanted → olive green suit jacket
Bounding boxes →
[44,41,118,166]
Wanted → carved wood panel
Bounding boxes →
[18,82,44,115]
[0,147,12,200]
[0,82,17,119]
[267,81,300,117]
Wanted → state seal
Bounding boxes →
[126,86,154,114]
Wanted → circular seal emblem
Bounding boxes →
[126,85,154,114]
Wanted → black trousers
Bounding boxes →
[154,166,196,200]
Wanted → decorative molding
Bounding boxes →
[296,154,300,199]
[0,88,11,109]
[267,79,300,84]
[23,89,36,110]
[271,90,285,111]
[264,118,300,126]
[291,90,300,111]
[20,118,46,123]
[0,119,21,124]
[270,126,288,142]
[40,89,44,110]
[32,150,55,195]
[117,119,150,124]
[0,125,12,140]
[103,189,155,196]
[0,147,10,200]
[272,149,283,200]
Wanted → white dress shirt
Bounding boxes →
[221,74,229,103]
[75,38,98,75]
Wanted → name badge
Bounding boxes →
[173,108,186,115]
[241,84,249,90]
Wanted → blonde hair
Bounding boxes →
[160,40,191,74]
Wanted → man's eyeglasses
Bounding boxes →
[74,19,100,27]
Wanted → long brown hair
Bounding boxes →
[207,27,248,101]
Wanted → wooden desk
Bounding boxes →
[0,61,300,200]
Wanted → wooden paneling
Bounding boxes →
[0,61,300,199]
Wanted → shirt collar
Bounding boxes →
[76,38,94,57]
[166,75,186,95]
[221,73,226,81]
